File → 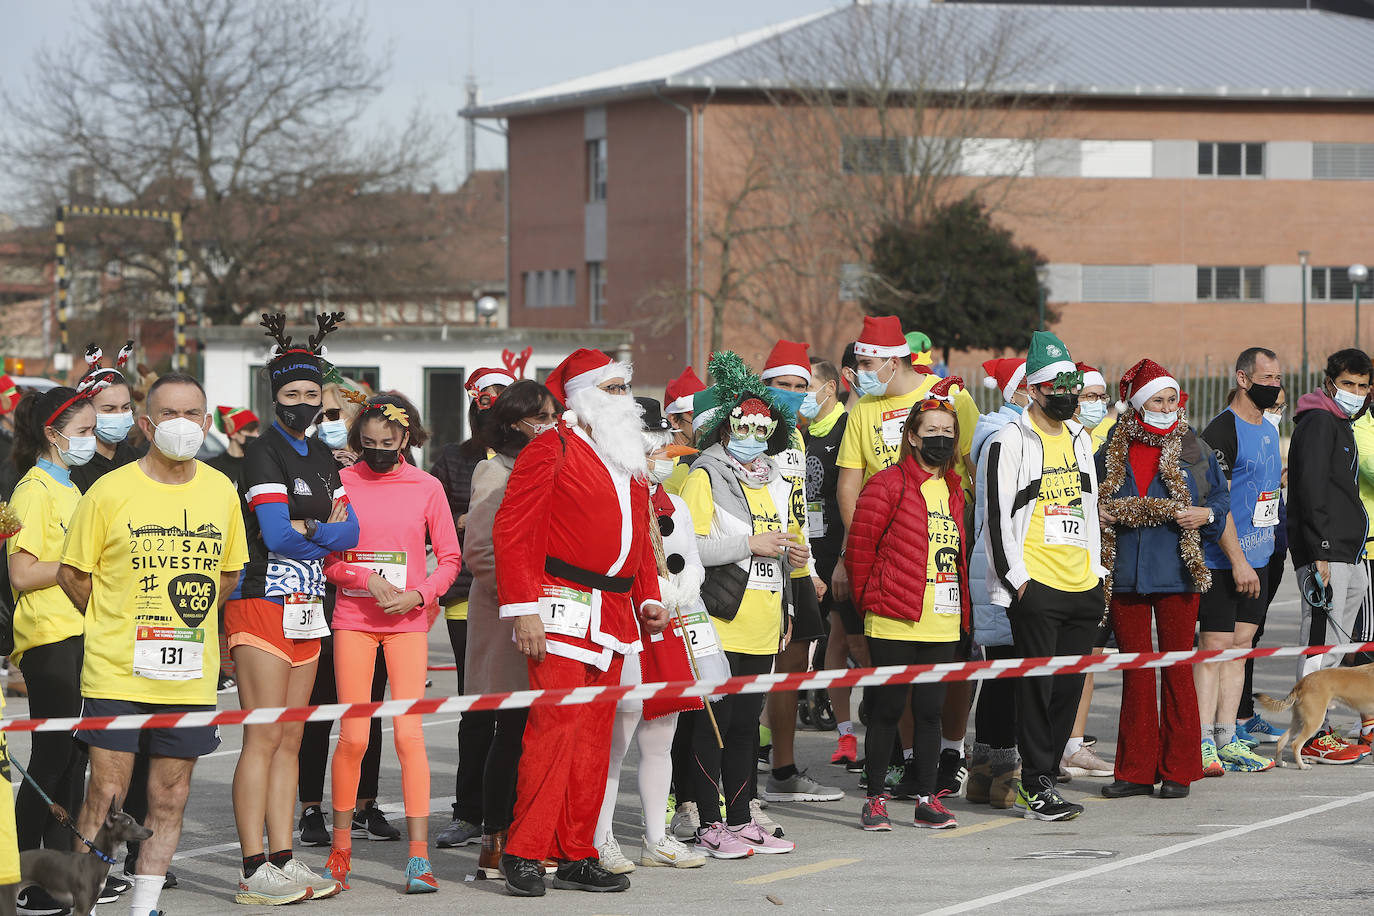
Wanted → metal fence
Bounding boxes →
[953,364,1327,439]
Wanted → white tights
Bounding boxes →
[594,706,678,848]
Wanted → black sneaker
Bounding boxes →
[299,803,330,846]
[757,743,772,772]
[502,854,547,897]
[123,859,178,888]
[1015,776,1085,822]
[16,886,71,915]
[937,748,968,796]
[890,759,921,800]
[552,857,629,893]
[97,874,130,903]
[217,672,237,693]
[352,800,401,840]
[846,755,866,774]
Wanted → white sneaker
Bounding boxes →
[749,798,784,838]
[597,835,635,875]
[640,834,706,868]
[670,801,700,841]
[279,858,343,900]
[1062,746,1114,778]
[235,862,312,906]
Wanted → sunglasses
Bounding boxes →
[316,408,342,422]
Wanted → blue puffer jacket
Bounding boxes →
[1096,420,1229,595]
[971,406,1019,646]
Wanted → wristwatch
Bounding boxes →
[1206,509,1215,525]
[304,517,319,540]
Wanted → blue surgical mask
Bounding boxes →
[1332,386,1367,418]
[57,431,97,467]
[317,418,349,449]
[94,411,134,444]
[799,391,822,420]
[726,436,769,464]
[856,361,893,398]
[1078,401,1108,429]
[1006,402,1025,415]
[768,387,806,420]
[1141,408,1178,430]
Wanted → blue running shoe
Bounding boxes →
[1240,714,1283,744]
[1233,722,1260,749]
[405,856,439,894]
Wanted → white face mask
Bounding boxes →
[521,419,556,438]
[1141,408,1178,430]
[1264,411,1282,430]
[153,417,206,462]
[1332,386,1367,418]
[648,456,675,485]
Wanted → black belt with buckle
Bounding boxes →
[545,557,633,594]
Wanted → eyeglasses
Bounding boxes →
[1078,393,1108,404]
[599,383,631,395]
[730,420,777,442]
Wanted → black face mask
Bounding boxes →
[919,434,956,466]
[275,401,320,432]
[1246,382,1281,410]
[361,446,400,473]
[1041,392,1080,422]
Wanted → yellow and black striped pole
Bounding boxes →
[54,206,69,360]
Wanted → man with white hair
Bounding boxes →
[493,349,671,897]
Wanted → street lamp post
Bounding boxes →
[1299,250,1309,380]
[1350,264,1369,350]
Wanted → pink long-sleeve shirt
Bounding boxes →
[325,458,461,633]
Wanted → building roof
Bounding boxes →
[465,3,1374,117]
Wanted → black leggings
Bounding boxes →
[689,651,774,827]
[18,637,87,850]
[974,643,1019,750]
[298,636,386,804]
[481,708,527,833]
[864,638,956,798]
[447,617,496,825]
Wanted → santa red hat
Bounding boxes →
[760,340,812,385]
[215,406,259,436]
[1076,361,1106,391]
[853,316,910,360]
[465,366,517,398]
[664,366,706,415]
[0,375,19,414]
[924,375,965,405]
[545,348,630,407]
[1119,358,1180,410]
[981,358,1027,404]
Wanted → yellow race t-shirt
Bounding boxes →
[1089,414,1116,455]
[682,468,803,655]
[865,476,962,643]
[6,465,84,665]
[0,690,16,885]
[62,460,249,706]
[663,457,692,496]
[1023,423,1097,593]
[836,376,979,490]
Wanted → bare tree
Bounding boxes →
[3,0,449,324]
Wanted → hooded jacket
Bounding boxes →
[971,405,1020,646]
[1287,389,1367,567]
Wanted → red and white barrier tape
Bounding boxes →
[6,641,1371,734]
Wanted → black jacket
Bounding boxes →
[1287,392,1367,567]
[430,441,485,606]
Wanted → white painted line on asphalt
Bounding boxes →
[737,858,859,885]
[922,790,1374,915]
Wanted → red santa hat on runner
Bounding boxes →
[853,316,910,360]
[920,375,965,410]
[759,340,812,385]
[664,366,706,415]
[981,357,1027,404]
[1118,358,1180,410]
[214,406,259,436]
[465,366,516,399]
[1076,361,1106,391]
[546,347,631,409]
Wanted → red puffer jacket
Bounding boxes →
[845,455,970,630]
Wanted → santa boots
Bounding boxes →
[965,742,993,804]
[987,747,1021,809]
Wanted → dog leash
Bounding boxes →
[7,755,117,865]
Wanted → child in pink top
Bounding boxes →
[322,395,459,895]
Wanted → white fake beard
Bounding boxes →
[567,386,648,478]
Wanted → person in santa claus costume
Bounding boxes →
[493,349,672,897]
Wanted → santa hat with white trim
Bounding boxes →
[760,340,812,385]
[1025,330,1077,386]
[545,348,631,408]
[981,357,1027,404]
[465,366,517,398]
[1118,358,1180,410]
[665,366,706,415]
[853,316,910,360]
[1076,361,1106,391]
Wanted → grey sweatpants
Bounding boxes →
[1297,561,1368,680]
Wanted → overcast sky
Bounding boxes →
[0,0,830,213]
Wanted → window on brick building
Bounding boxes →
[1082,265,1152,302]
[523,268,576,307]
[841,137,908,175]
[1311,266,1374,301]
[1198,142,1263,177]
[1196,266,1263,301]
[588,261,606,324]
[1313,143,1374,180]
[838,263,867,301]
[587,138,607,201]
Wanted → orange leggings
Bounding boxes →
[330,629,429,818]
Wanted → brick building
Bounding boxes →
[466,3,1374,389]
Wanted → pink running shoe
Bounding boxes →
[695,822,754,859]
[729,820,796,855]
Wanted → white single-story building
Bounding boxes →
[201,324,633,463]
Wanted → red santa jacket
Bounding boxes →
[845,455,971,631]
[494,425,660,670]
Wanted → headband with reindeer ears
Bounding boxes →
[261,311,345,360]
[77,339,136,395]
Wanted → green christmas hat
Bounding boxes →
[695,351,795,454]
[690,385,721,434]
[1025,330,1081,388]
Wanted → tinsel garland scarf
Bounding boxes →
[1097,409,1212,613]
